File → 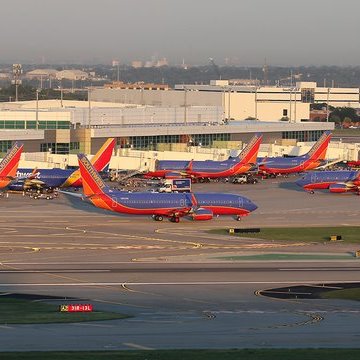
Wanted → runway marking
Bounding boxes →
[280,268,360,271]
[72,323,115,328]
[1,280,359,287]
[123,342,153,350]
[0,325,13,329]
[249,312,324,330]
[0,270,110,273]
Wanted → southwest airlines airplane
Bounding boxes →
[77,154,258,222]
[144,133,263,180]
[258,131,332,176]
[0,142,24,192]
[8,138,115,192]
[296,170,360,194]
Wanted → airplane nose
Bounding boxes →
[248,200,258,212]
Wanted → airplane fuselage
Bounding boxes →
[9,168,83,191]
[86,189,257,217]
[258,156,324,175]
[296,170,360,191]
[147,158,253,179]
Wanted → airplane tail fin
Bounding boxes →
[186,159,194,172]
[306,131,332,161]
[63,138,115,187]
[238,133,263,164]
[77,153,108,197]
[0,142,23,178]
[90,138,116,172]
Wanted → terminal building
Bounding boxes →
[0,98,333,157]
[5,79,360,168]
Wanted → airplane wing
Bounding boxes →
[58,189,84,198]
[315,158,343,170]
[328,181,359,193]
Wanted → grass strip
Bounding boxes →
[216,254,352,261]
[0,298,129,324]
[1,349,360,360]
[321,288,360,301]
[209,226,360,243]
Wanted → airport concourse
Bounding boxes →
[1,127,360,351]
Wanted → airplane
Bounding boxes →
[257,131,332,176]
[144,133,263,181]
[77,153,258,222]
[8,138,115,192]
[0,142,24,193]
[295,170,360,194]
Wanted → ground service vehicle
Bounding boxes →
[158,178,192,193]
[232,174,258,184]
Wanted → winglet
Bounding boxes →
[0,141,24,178]
[77,154,107,197]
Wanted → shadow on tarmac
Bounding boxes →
[278,180,304,192]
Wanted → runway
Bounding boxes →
[0,177,359,350]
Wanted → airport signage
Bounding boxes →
[59,304,93,312]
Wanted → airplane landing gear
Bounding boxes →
[236,216,242,221]
[152,215,164,221]
[170,216,180,223]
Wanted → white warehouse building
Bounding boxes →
[91,80,360,123]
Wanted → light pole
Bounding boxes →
[12,64,22,102]
[88,87,91,128]
[36,89,40,130]
[184,86,187,124]
[326,88,330,122]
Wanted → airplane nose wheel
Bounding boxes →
[170,216,180,223]
[236,216,242,221]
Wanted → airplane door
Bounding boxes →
[111,197,117,208]
[238,197,243,208]
[311,173,317,183]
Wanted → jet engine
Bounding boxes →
[329,183,352,193]
[192,208,213,221]
[23,178,45,190]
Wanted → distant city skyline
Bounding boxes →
[1,0,360,66]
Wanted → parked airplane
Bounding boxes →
[0,142,24,192]
[77,154,258,222]
[257,131,332,176]
[144,133,263,180]
[296,170,360,194]
[8,138,115,192]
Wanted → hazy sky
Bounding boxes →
[1,0,359,66]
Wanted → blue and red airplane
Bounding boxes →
[77,153,258,222]
[8,138,115,192]
[144,133,263,180]
[296,170,360,194]
[257,131,332,176]
[0,142,24,192]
